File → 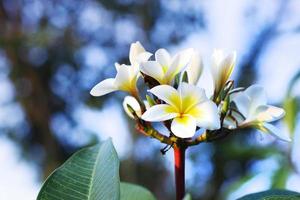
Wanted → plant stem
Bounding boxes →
[174,146,186,200]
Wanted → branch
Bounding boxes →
[135,123,173,145]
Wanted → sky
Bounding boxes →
[0,0,300,199]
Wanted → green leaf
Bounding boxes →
[238,189,300,200]
[37,139,120,200]
[120,182,156,200]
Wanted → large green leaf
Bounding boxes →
[120,182,156,200]
[238,189,300,200]
[37,139,120,200]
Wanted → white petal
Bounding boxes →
[140,61,164,83]
[115,62,121,71]
[211,49,224,68]
[232,92,251,118]
[155,48,171,67]
[149,85,181,108]
[211,50,236,93]
[262,123,291,142]
[164,54,181,83]
[219,51,236,82]
[90,78,117,96]
[123,96,141,118]
[129,41,146,66]
[141,104,178,122]
[176,48,194,69]
[186,51,203,84]
[188,101,220,130]
[196,65,215,98]
[245,85,267,108]
[171,116,196,138]
[211,49,224,84]
[165,48,193,83]
[115,65,136,92]
[178,82,208,112]
[135,52,152,65]
[254,105,285,122]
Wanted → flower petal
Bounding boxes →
[211,49,224,69]
[140,61,164,83]
[260,123,291,142]
[188,101,220,130]
[211,50,236,94]
[219,51,236,85]
[149,85,181,108]
[155,48,171,68]
[115,65,136,92]
[90,78,117,96]
[141,104,178,122]
[129,41,146,66]
[115,62,121,71]
[123,96,141,119]
[245,85,267,109]
[164,54,181,83]
[254,105,285,122]
[232,92,251,118]
[135,52,152,65]
[178,82,208,112]
[186,51,203,84]
[176,48,194,69]
[211,49,224,89]
[171,116,196,138]
[165,48,193,83]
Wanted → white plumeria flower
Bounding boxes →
[185,50,203,85]
[141,83,220,138]
[211,49,236,96]
[140,48,193,85]
[90,42,151,97]
[224,85,290,142]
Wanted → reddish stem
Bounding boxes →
[174,146,186,200]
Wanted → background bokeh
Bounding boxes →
[0,0,300,199]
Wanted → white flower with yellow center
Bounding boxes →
[140,48,193,85]
[211,49,236,96]
[141,83,220,138]
[224,85,290,141]
[90,41,152,97]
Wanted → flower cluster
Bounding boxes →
[91,41,290,147]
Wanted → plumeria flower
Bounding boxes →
[224,85,290,141]
[90,41,151,97]
[185,50,203,85]
[211,49,236,97]
[141,83,220,138]
[140,48,193,85]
